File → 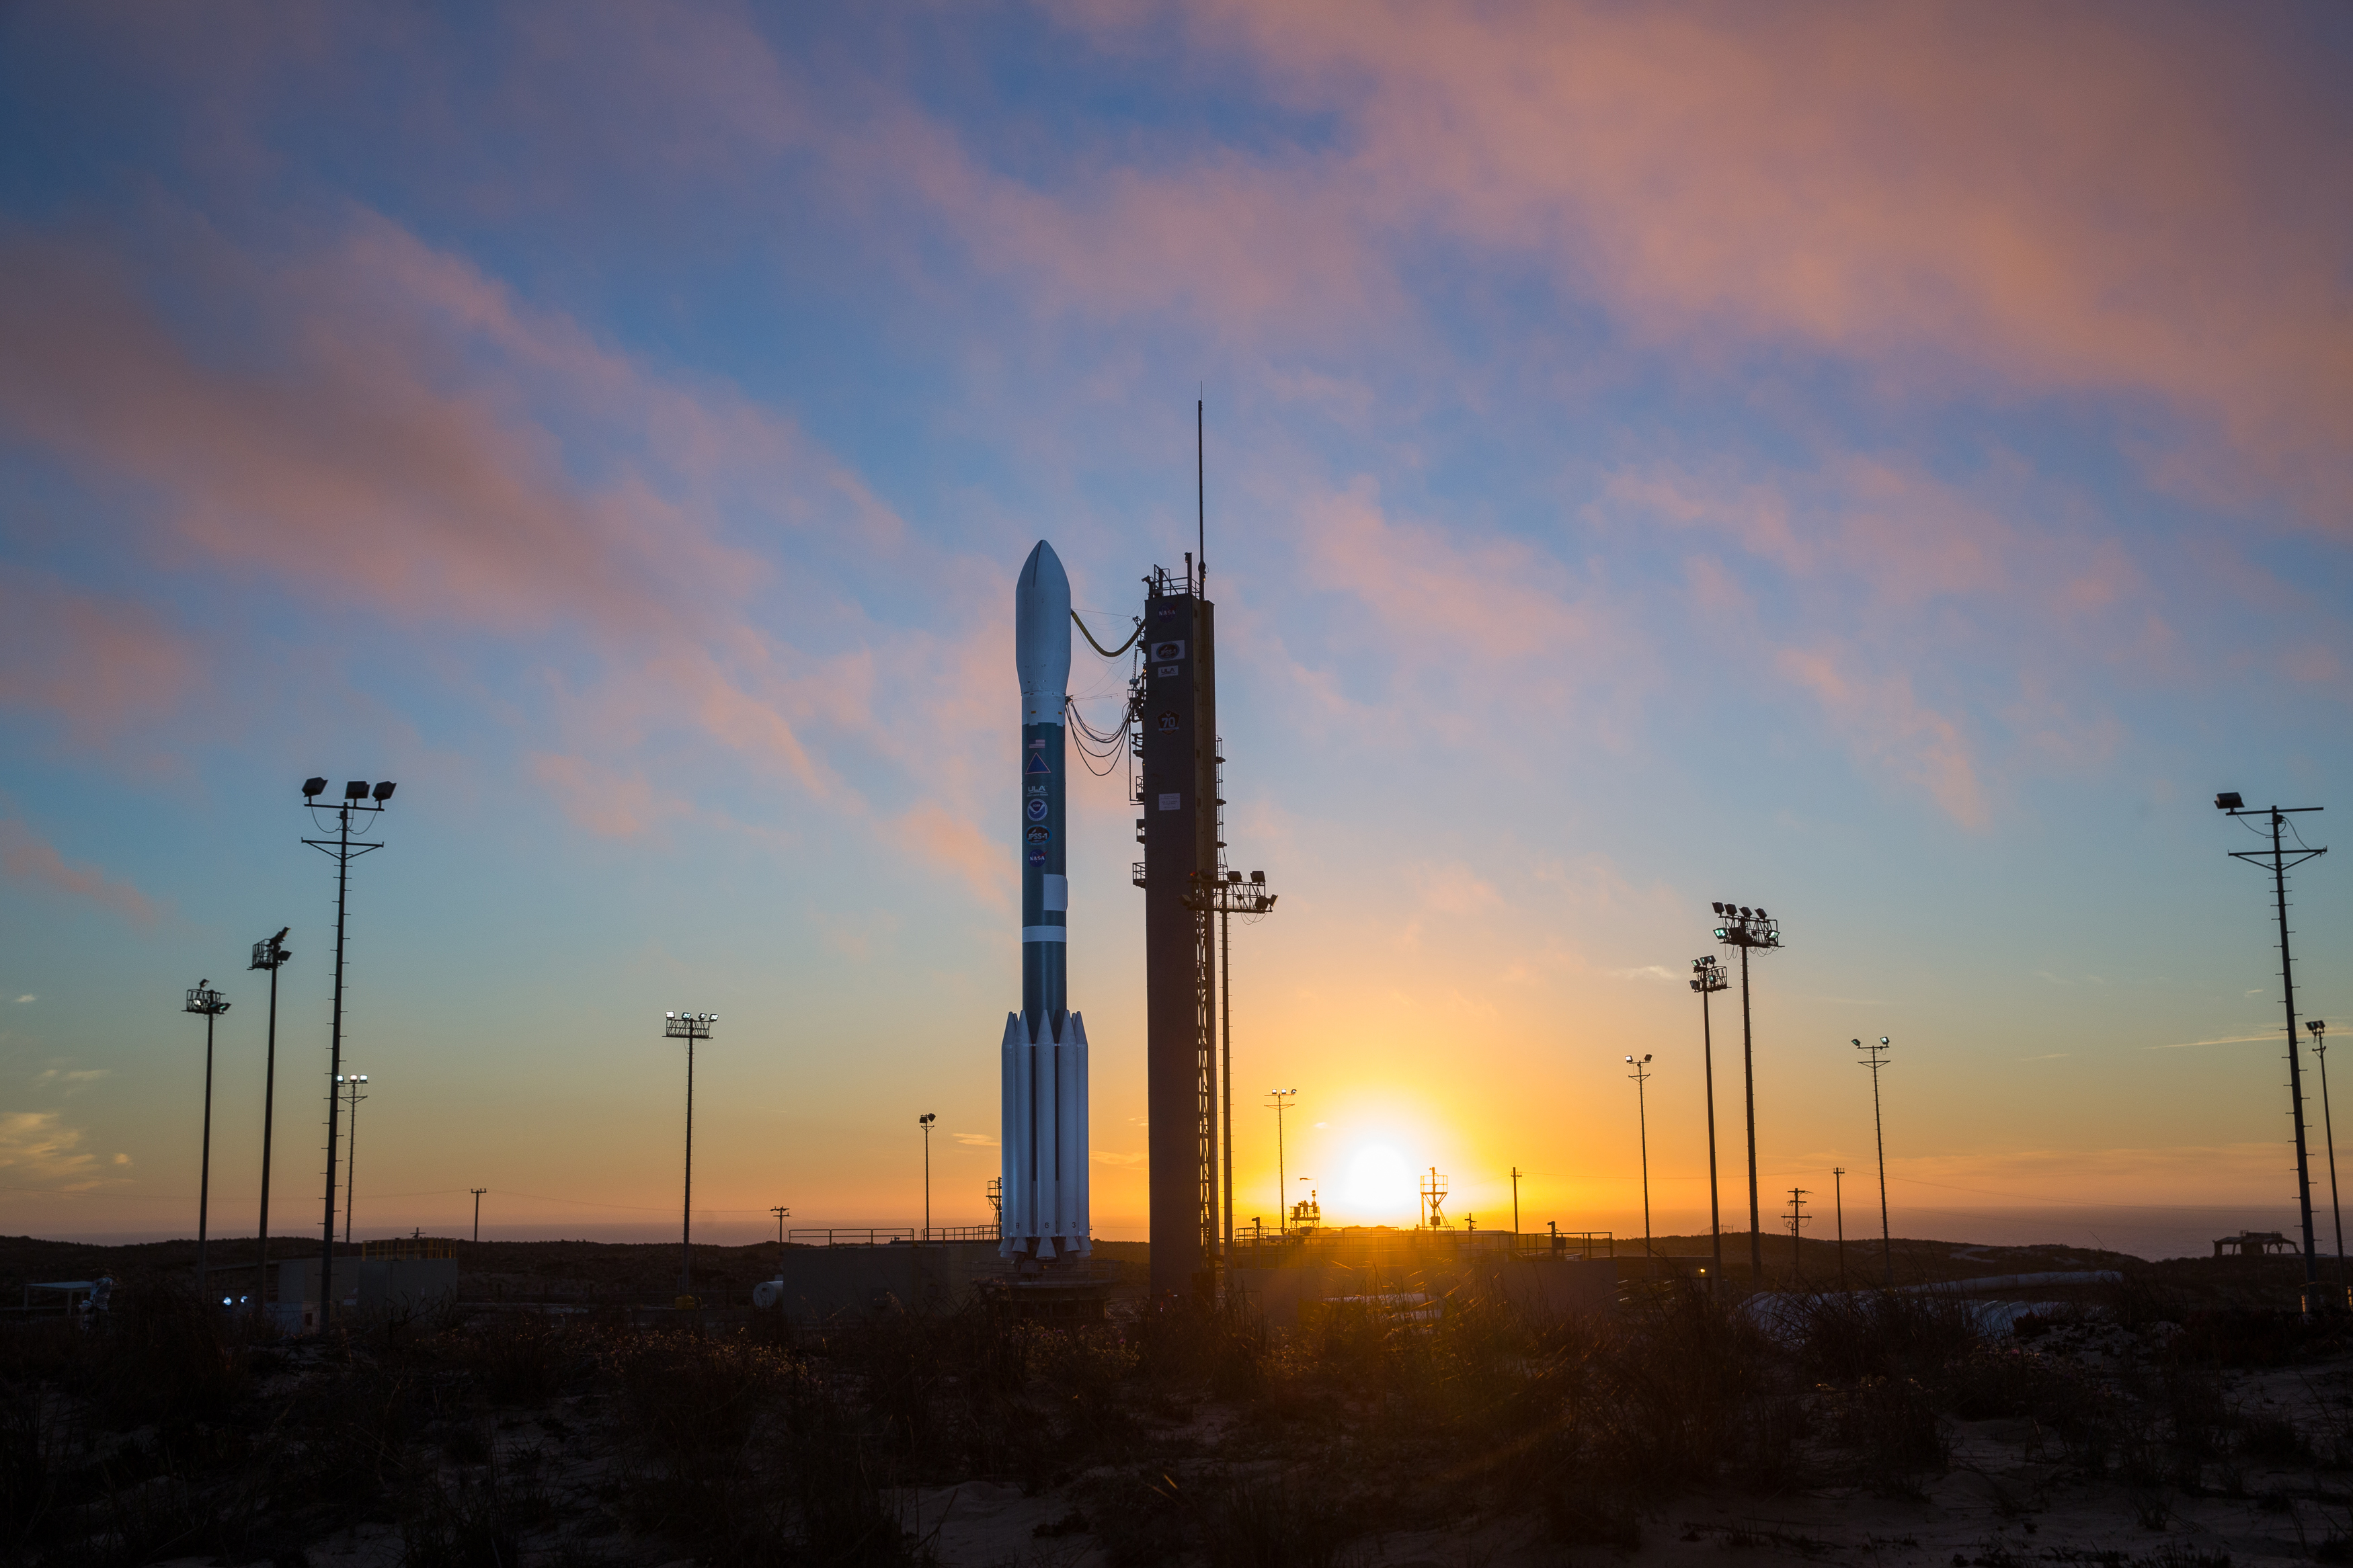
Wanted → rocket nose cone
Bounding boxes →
[1019,540,1068,597]
[1016,540,1073,703]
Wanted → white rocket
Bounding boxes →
[1001,541,1090,1260]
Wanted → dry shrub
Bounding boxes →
[1799,1289,1978,1383]
[444,1312,574,1407]
[1827,1376,1952,1497]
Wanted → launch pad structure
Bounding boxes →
[1136,561,1223,1300]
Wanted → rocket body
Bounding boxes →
[1002,540,1090,1259]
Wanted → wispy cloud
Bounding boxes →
[0,820,159,926]
[2146,1033,2280,1052]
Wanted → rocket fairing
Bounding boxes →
[1002,540,1090,1260]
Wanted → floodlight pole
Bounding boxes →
[338,1075,368,1245]
[249,931,291,1319]
[471,1188,486,1245]
[1691,957,1728,1290]
[1710,904,1781,1284]
[1625,1055,1654,1259]
[303,780,391,1330]
[2315,1023,2342,1278]
[1858,1037,1893,1286]
[1511,1165,1522,1239]
[919,1113,936,1241]
[1267,1089,1295,1233]
[2221,796,2326,1303]
[184,983,231,1290]
[662,1011,715,1298]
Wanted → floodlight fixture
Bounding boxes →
[343,780,369,800]
[1250,870,1265,884]
[303,777,327,798]
[2216,791,2245,811]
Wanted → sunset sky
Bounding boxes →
[3,4,2349,1257]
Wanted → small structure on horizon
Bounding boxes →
[2213,1229,2297,1257]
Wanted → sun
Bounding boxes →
[1341,1143,1416,1222]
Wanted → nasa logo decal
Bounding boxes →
[1027,850,1046,864]
[1150,640,1185,661]
[1025,825,1050,844]
[1025,798,1049,821]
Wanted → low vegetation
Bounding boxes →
[3,1262,2350,1565]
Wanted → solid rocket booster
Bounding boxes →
[1002,540,1090,1259]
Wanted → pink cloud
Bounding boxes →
[1025,1,2353,521]
[0,575,198,747]
[0,819,161,925]
[1777,646,1988,828]
[895,800,1007,908]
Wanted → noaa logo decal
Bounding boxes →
[1026,798,1049,821]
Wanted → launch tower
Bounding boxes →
[1136,560,1220,1298]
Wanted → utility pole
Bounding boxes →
[771,1204,790,1268]
[1710,903,1783,1283]
[471,1188,487,1244]
[183,981,231,1292]
[1784,1186,1810,1282]
[1625,1054,1654,1259]
[300,775,395,1330]
[1691,956,1728,1290]
[1510,1165,1522,1238]
[2217,792,2327,1307]
[1856,1037,1894,1286]
[1833,1166,1847,1290]
[2315,1022,2342,1284]
[662,1011,716,1302]
[1267,1089,1295,1233]
[249,930,292,1321]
